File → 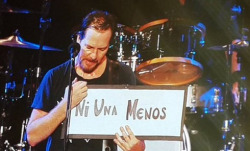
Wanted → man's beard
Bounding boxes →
[80,59,98,73]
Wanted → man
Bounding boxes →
[26,10,145,151]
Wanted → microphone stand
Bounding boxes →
[35,0,51,90]
[63,35,80,151]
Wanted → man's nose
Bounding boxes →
[89,49,97,60]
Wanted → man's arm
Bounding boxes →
[26,99,68,146]
[27,79,88,146]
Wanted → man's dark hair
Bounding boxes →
[78,10,116,40]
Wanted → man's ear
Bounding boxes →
[77,34,81,44]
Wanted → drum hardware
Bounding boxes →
[139,22,166,58]
[218,38,248,150]
[138,19,168,60]
[186,84,198,114]
[114,24,129,62]
[13,118,30,151]
[185,23,206,60]
[202,86,223,114]
[113,24,140,71]
[219,43,237,151]
[186,83,225,114]
[155,24,165,58]
[213,88,223,112]
[129,31,141,68]
[207,38,249,52]
[231,75,247,151]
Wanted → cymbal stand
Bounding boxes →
[232,49,247,151]
[233,76,247,151]
[220,44,235,151]
[14,118,31,151]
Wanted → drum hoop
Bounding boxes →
[124,26,136,35]
[136,57,203,71]
[139,19,168,32]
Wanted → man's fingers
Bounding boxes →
[114,133,129,151]
[114,139,126,151]
[120,127,130,142]
[72,77,78,84]
[125,125,135,139]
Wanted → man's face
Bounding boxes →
[77,27,112,73]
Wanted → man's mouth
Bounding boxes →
[85,59,97,66]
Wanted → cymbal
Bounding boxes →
[1,4,39,14]
[136,57,203,86]
[0,30,62,51]
[207,40,249,51]
[139,19,168,32]
[207,45,228,51]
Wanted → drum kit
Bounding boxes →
[111,18,206,86]
[110,17,249,150]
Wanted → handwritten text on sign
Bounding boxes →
[68,86,186,140]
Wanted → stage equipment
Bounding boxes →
[0,30,61,51]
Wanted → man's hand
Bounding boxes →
[63,78,88,108]
[114,125,145,151]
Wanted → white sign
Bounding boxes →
[68,85,187,140]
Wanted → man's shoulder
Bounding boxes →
[49,60,71,73]
[44,60,71,78]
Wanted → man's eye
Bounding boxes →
[99,48,106,51]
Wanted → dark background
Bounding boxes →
[0,0,249,82]
[0,0,250,150]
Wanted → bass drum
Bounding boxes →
[143,125,191,151]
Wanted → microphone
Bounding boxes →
[68,42,81,58]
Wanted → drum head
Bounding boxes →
[136,57,203,86]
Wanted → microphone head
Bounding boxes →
[69,42,81,57]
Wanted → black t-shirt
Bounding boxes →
[31,59,136,151]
